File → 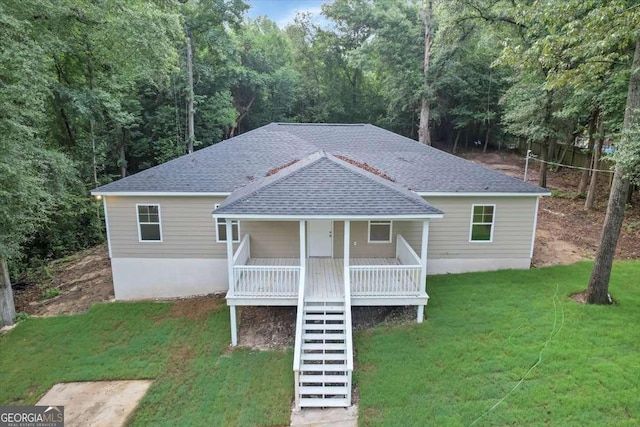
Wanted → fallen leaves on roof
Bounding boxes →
[266,159,299,177]
[334,154,395,182]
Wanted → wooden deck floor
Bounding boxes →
[247,257,400,300]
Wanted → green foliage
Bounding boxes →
[13,313,30,323]
[41,288,60,300]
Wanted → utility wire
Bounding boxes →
[527,156,614,174]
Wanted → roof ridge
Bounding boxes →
[216,151,326,212]
[325,153,428,209]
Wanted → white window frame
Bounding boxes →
[215,204,240,243]
[136,203,163,243]
[469,204,496,243]
[368,220,393,243]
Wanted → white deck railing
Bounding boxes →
[350,265,421,296]
[350,234,422,296]
[231,234,300,297]
[233,234,251,266]
[233,266,300,297]
[396,234,421,265]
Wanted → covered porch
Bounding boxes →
[227,233,428,306]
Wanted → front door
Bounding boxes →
[308,220,333,257]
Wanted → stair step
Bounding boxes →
[303,324,346,331]
[299,374,349,383]
[304,305,345,312]
[305,298,344,303]
[301,353,346,361]
[304,314,345,321]
[299,386,349,395]
[298,398,350,408]
[302,343,346,351]
[303,333,345,341]
[300,363,346,372]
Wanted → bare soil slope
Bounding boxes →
[14,244,114,316]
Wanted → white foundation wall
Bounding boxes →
[111,258,228,300]
[428,257,531,275]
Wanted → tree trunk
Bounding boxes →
[90,118,98,185]
[539,137,549,188]
[585,116,604,210]
[186,33,195,154]
[0,256,16,326]
[418,0,432,145]
[482,123,490,153]
[119,127,127,178]
[586,37,640,304]
[452,129,461,154]
[579,110,598,194]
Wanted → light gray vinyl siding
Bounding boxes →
[333,221,395,258]
[106,196,302,259]
[243,221,300,258]
[399,196,536,259]
[105,195,537,261]
[106,196,226,258]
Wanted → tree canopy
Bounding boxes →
[1,0,638,323]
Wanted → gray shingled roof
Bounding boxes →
[92,123,547,194]
[213,152,443,217]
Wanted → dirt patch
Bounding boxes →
[570,291,588,304]
[238,306,296,350]
[159,295,223,321]
[463,151,640,266]
[13,244,114,317]
[237,306,417,350]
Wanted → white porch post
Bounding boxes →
[417,220,429,323]
[343,220,350,294]
[299,220,306,290]
[225,219,238,346]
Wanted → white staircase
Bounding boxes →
[295,299,352,408]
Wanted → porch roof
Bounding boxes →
[213,151,443,219]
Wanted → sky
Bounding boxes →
[246,0,331,28]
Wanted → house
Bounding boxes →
[92,123,549,408]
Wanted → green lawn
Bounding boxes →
[356,261,640,426]
[0,301,293,426]
[1,261,639,426]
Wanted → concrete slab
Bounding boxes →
[290,405,358,427]
[37,380,153,427]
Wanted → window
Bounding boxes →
[137,204,162,242]
[368,220,392,243]
[215,204,240,242]
[470,204,495,242]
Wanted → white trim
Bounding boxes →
[92,191,551,198]
[417,220,429,323]
[367,220,393,243]
[136,203,163,243]
[103,197,113,258]
[215,204,240,243]
[530,196,541,258]
[418,192,551,197]
[211,213,444,220]
[91,191,231,197]
[469,204,496,243]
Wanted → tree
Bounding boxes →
[587,37,640,304]
[418,0,434,145]
[0,1,78,324]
